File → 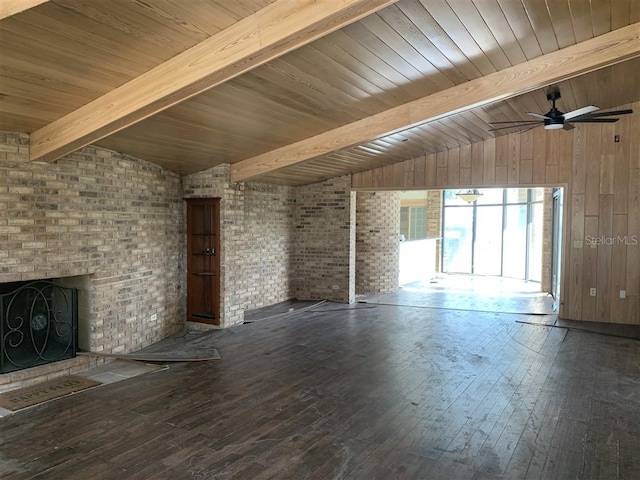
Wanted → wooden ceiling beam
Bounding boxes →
[231,22,640,183]
[0,0,48,20]
[29,0,397,163]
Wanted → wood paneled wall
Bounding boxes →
[352,101,640,325]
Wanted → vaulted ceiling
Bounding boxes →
[1,0,639,186]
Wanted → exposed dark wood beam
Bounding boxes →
[231,23,640,183]
[0,0,48,20]
[29,0,397,163]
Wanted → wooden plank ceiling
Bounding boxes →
[1,0,639,186]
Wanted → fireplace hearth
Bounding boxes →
[0,280,78,374]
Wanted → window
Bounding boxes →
[442,188,545,281]
[400,206,428,241]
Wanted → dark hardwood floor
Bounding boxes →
[1,301,639,479]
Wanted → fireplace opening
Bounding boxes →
[0,280,78,374]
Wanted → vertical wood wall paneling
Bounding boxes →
[596,194,613,320]
[558,128,573,183]
[571,126,586,194]
[403,158,415,187]
[459,144,472,185]
[584,124,602,216]
[583,216,599,320]
[600,123,616,194]
[568,193,586,320]
[495,135,508,184]
[448,147,460,186]
[471,142,484,184]
[414,155,426,188]
[437,150,448,185]
[507,133,521,184]
[426,153,437,187]
[626,102,640,321]
[483,138,496,184]
[519,129,533,184]
[545,130,560,184]
[351,101,640,324]
[532,126,546,183]
[613,112,630,214]
[611,214,628,323]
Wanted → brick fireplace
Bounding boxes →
[0,132,185,390]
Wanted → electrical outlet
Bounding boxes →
[620,290,626,299]
[151,313,158,321]
[589,288,596,297]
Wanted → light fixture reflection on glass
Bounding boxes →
[456,189,483,203]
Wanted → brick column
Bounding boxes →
[355,191,400,295]
[294,176,354,302]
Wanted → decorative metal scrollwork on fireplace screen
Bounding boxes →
[1,280,78,374]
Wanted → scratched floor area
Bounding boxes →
[1,299,638,479]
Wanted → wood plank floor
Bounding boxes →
[1,302,639,479]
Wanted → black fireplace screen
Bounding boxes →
[1,280,78,374]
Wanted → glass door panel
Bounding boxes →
[474,206,503,275]
[503,204,527,279]
[443,207,473,273]
[527,203,544,282]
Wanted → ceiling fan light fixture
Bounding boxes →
[456,189,483,203]
[544,123,564,130]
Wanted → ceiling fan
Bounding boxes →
[488,89,633,132]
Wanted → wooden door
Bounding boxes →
[186,198,220,325]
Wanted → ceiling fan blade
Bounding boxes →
[488,120,541,125]
[563,105,599,120]
[562,123,575,131]
[489,123,541,132]
[570,118,619,123]
[527,112,551,120]
[573,109,633,119]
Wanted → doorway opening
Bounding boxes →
[397,187,562,315]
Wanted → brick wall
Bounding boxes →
[426,190,443,273]
[1,131,184,389]
[183,167,296,325]
[294,175,355,302]
[1,134,363,390]
[244,183,296,309]
[355,191,400,294]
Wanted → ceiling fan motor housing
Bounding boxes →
[544,112,565,129]
[543,90,565,129]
